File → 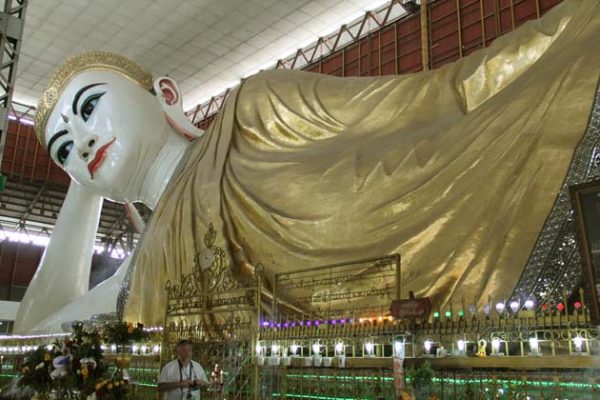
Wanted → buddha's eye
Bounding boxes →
[56,140,73,165]
[80,92,105,122]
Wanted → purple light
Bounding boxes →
[291,322,296,327]
[284,322,289,328]
[276,323,281,328]
[8,115,34,126]
[262,321,270,327]
[315,320,320,326]
[306,321,312,326]
[299,321,304,326]
[340,319,346,324]
[331,319,337,325]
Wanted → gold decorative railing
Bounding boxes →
[252,254,599,399]
[162,223,261,400]
[271,254,401,323]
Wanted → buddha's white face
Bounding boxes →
[44,70,171,203]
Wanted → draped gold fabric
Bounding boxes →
[124,0,600,325]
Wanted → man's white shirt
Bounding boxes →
[159,359,208,400]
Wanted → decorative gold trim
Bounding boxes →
[164,223,258,309]
[34,51,153,146]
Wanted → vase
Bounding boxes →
[114,354,131,369]
[114,354,131,381]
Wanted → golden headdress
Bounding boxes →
[34,51,153,147]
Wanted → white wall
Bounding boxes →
[0,300,19,321]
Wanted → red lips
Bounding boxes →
[87,138,116,179]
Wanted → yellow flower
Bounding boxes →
[108,383,113,389]
[76,369,81,375]
[44,353,51,361]
[400,391,415,400]
[114,381,120,387]
[95,383,101,390]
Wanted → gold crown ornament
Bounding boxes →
[34,51,153,147]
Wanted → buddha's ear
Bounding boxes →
[153,76,205,140]
[154,76,182,107]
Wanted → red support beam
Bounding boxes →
[1,121,69,187]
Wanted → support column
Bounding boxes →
[420,0,429,71]
[0,0,28,191]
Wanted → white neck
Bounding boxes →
[137,131,189,209]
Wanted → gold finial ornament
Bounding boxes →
[34,51,153,146]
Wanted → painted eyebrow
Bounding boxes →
[47,130,68,153]
[72,83,106,115]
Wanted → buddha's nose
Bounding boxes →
[78,134,99,160]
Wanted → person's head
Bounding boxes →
[176,339,194,363]
[35,51,189,203]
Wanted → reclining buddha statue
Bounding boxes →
[14,0,600,333]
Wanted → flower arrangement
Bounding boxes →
[94,377,128,400]
[17,320,144,400]
[18,346,54,396]
[70,321,107,395]
[18,321,107,398]
[102,321,147,346]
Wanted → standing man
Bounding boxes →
[158,339,209,400]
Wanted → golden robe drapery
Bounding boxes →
[124,0,600,325]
